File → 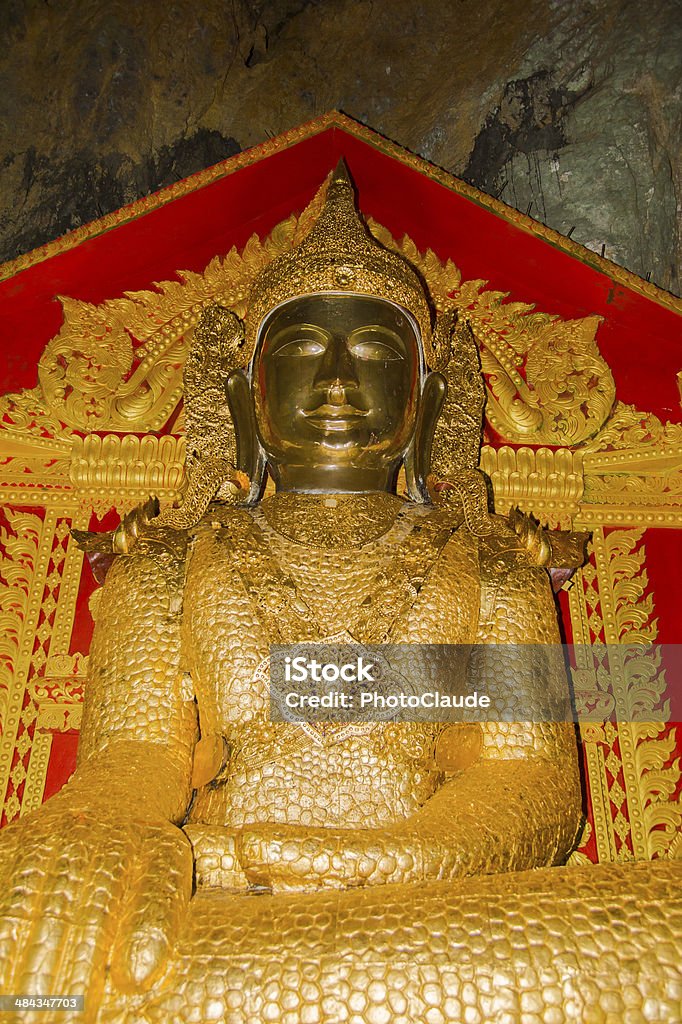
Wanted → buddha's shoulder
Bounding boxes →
[72,500,191,590]
[73,499,251,560]
[401,501,588,576]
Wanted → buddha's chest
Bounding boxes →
[181,507,480,829]
[181,510,480,719]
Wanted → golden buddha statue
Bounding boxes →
[0,164,680,1023]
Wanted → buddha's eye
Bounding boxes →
[350,341,403,361]
[268,323,329,358]
[275,337,326,357]
[349,327,404,362]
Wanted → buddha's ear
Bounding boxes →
[226,369,266,499]
[404,371,446,501]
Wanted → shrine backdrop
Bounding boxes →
[0,112,680,866]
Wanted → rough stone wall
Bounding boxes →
[1,0,680,294]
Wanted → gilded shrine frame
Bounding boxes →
[0,113,680,867]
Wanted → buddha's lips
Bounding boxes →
[303,403,369,428]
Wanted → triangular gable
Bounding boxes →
[1,111,680,415]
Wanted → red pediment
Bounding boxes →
[1,111,680,417]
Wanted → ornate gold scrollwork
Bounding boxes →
[21,217,307,436]
[569,528,681,865]
[2,210,617,452]
[370,222,616,447]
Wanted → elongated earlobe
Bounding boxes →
[226,369,267,503]
[404,372,447,501]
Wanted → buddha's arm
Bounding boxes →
[0,544,198,998]
[430,563,583,877]
[75,545,197,818]
[238,564,582,892]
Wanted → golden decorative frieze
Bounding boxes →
[0,208,676,536]
[479,402,682,529]
[575,402,682,528]
[0,512,86,824]
[2,422,679,531]
[69,434,186,508]
[38,293,190,433]
[581,401,682,457]
[2,213,620,459]
[479,446,583,529]
[29,659,85,733]
[19,730,52,818]
[0,396,78,507]
[477,314,614,447]
[0,432,187,511]
[0,510,53,824]
[574,505,682,529]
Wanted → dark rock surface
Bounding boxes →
[1,0,679,293]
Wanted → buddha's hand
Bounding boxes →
[237,756,581,893]
[0,791,193,1008]
[236,822,455,893]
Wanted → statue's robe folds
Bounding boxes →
[76,498,681,1023]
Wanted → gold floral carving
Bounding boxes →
[635,724,682,860]
[0,216,308,439]
[568,528,681,864]
[581,402,682,454]
[29,653,86,733]
[0,511,86,823]
[38,289,200,433]
[370,222,616,447]
[575,403,682,529]
[479,401,682,531]
[0,511,52,824]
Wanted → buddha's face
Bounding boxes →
[252,293,421,492]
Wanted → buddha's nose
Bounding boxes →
[313,334,359,394]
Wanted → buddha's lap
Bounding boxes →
[102,860,682,1023]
